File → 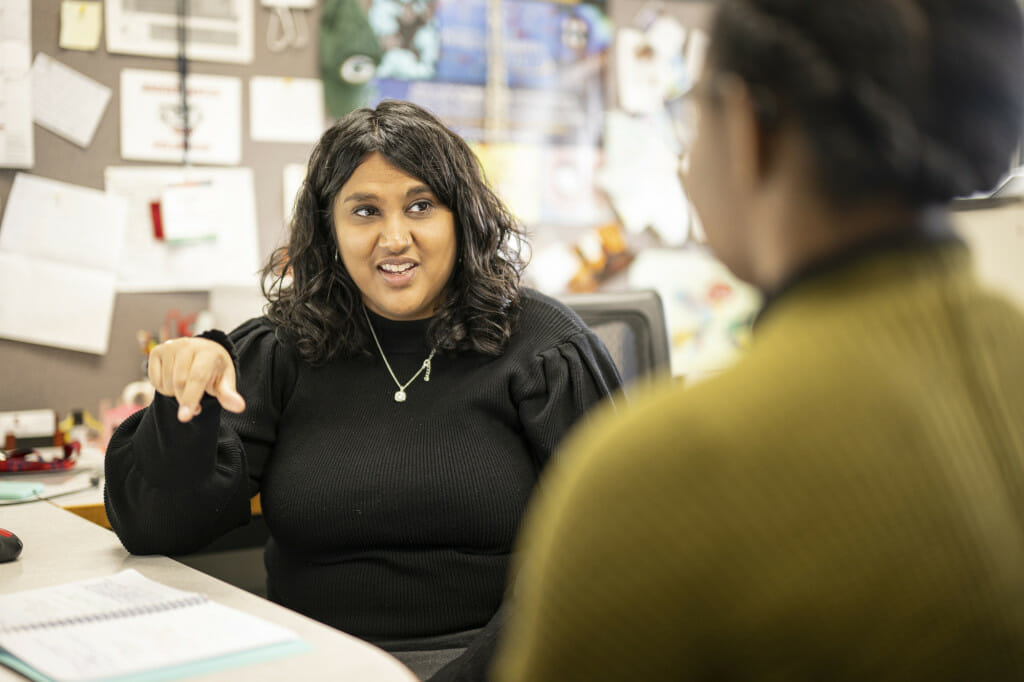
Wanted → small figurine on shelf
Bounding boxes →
[58,409,102,447]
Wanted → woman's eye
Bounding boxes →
[353,206,378,218]
[408,200,433,213]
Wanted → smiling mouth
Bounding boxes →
[379,262,417,275]
[378,262,418,285]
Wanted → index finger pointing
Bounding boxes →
[208,359,245,413]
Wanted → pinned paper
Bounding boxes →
[0,173,125,355]
[0,0,34,169]
[31,53,112,148]
[616,17,691,113]
[0,251,117,355]
[160,181,220,243]
[59,1,102,51]
[250,76,325,143]
[0,173,127,271]
[598,110,689,245]
[120,69,242,166]
[529,243,585,296]
[615,28,663,115]
[106,0,253,64]
[105,166,260,292]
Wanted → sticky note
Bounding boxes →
[59,1,102,52]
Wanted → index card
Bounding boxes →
[31,52,112,148]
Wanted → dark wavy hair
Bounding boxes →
[707,0,1024,204]
[261,100,527,365]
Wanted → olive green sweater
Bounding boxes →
[494,238,1024,681]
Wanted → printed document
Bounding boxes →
[0,252,116,355]
[120,68,242,165]
[0,173,127,355]
[0,0,34,168]
[105,0,253,64]
[0,172,127,271]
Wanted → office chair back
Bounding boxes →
[560,289,672,388]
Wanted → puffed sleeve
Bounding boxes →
[104,318,297,555]
[513,328,623,469]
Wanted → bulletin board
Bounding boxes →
[0,1,324,417]
[0,0,721,417]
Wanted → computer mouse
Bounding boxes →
[0,528,22,563]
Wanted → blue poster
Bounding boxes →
[432,0,611,88]
[367,0,612,144]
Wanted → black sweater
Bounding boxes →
[105,289,622,642]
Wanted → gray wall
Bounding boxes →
[0,2,324,415]
[0,0,715,417]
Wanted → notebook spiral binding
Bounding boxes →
[0,594,208,635]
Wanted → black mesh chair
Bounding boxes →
[559,289,672,388]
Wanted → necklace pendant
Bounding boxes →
[394,390,407,402]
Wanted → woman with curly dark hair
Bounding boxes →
[104,100,622,679]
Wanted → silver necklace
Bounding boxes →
[362,307,436,403]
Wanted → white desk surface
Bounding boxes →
[0,501,417,681]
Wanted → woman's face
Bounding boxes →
[333,152,458,320]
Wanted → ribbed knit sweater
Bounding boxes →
[495,237,1024,680]
[104,288,622,643]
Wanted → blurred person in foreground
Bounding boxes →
[493,0,1024,679]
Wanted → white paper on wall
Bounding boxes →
[0,172,127,271]
[0,0,35,169]
[105,0,253,64]
[31,53,111,148]
[105,166,260,293]
[0,173,126,354]
[0,251,116,355]
[120,68,242,166]
[249,76,325,143]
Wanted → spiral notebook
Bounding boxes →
[0,569,309,682]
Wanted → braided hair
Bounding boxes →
[707,0,1024,204]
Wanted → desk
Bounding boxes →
[0,502,417,681]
